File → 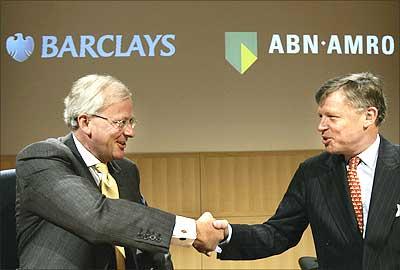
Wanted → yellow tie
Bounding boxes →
[95,163,126,270]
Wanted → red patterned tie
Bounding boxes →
[347,156,363,234]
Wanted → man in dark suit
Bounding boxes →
[16,74,224,269]
[210,72,400,270]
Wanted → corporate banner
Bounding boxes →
[1,1,399,154]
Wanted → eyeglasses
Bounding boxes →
[90,114,138,130]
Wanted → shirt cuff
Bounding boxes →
[171,216,197,247]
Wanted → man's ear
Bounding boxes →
[363,107,378,128]
[77,114,91,135]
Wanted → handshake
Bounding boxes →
[192,212,229,256]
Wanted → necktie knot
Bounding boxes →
[95,163,114,189]
[95,162,109,174]
[348,156,361,171]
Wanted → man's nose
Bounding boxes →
[123,124,135,138]
[317,117,328,132]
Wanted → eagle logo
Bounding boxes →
[6,33,35,62]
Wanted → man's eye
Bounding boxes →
[114,120,125,126]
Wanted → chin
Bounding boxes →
[113,152,125,160]
[324,146,337,154]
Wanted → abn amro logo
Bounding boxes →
[6,33,35,62]
[225,32,257,74]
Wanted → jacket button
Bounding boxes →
[156,234,162,242]
[325,241,331,246]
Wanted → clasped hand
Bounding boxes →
[192,212,229,256]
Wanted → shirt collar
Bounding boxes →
[358,134,380,169]
[72,133,101,168]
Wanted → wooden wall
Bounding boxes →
[0,155,16,170]
[1,149,321,269]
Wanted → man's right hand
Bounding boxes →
[192,212,225,256]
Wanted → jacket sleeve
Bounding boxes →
[218,163,309,260]
[16,139,176,254]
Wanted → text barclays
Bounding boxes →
[41,34,176,58]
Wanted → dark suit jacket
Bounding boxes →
[219,136,400,270]
[16,133,176,269]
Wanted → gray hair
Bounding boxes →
[315,72,387,126]
[64,74,132,130]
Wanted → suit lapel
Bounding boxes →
[108,161,132,201]
[365,137,400,245]
[62,133,99,190]
[318,154,363,243]
[109,160,142,204]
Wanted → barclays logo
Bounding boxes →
[6,33,35,62]
[5,32,177,62]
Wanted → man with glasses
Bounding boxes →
[15,74,224,270]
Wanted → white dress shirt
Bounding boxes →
[354,134,380,238]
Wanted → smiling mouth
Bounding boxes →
[117,141,126,149]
